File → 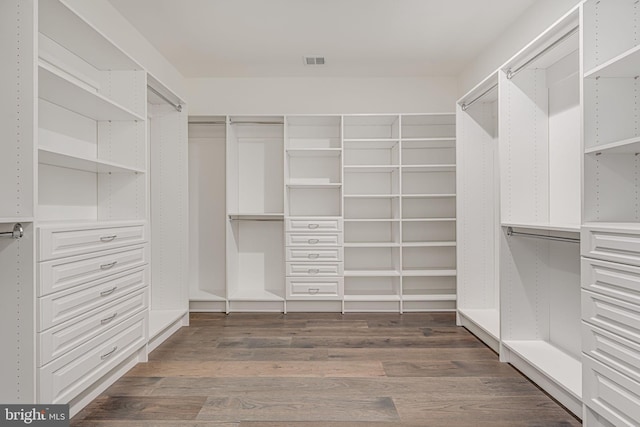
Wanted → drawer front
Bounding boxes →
[286,233,343,247]
[286,247,343,262]
[286,262,343,277]
[39,222,147,261]
[39,245,149,296]
[39,311,146,404]
[286,277,343,299]
[582,290,640,345]
[286,218,342,232]
[583,355,640,427]
[39,266,147,331]
[583,322,640,384]
[39,288,148,366]
[582,258,640,306]
[582,225,640,267]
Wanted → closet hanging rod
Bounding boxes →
[229,218,284,222]
[188,121,226,125]
[461,83,498,111]
[506,227,579,244]
[147,85,183,112]
[506,25,579,80]
[230,121,284,125]
[0,223,24,239]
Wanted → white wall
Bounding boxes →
[186,77,457,115]
[63,0,186,100]
[459,0,581,96]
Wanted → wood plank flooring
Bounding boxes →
[71,313,581,426]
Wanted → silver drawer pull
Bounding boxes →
[308,268,320,275]
[308,224,320,229]
[308,253,320,259]
[308,288,320,294]
[100,235,117,242]
[100,261,118,270]
[308,239,320,244]
[101,313,118,324]
[101,346,118,360]
[100,286,118,297]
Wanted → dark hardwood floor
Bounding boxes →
[71,312,581,426]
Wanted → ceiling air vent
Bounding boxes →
[304,56,325,65]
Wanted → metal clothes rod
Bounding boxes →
[461,83,498,111]
[506,25,579,80]
[229,218,284,222]
[188,121,226,125]
[147,85,183,112]
[0,223,24,239]
[506,227,579,244]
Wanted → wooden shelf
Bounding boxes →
[286,148,341,157]
[228,213,284,221]
[39,147,145,174]
[585,44,640,79]
[344,270,401,277]
[402,165,456,172]
[585,136,640,155]
[502,222,580,233]
[502,340,582,400]
[344,242,401,248]
[402,268,456,277]
[39,62,145,122]
[402,241,456,247]
[343,295,401,301]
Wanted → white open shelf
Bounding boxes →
[228,213,284,221]
[286,183,342,189]
[344,270,401,277]
[343,295,401,301]
[403,293,456,302]
[189,288,226,302]
[287,148,341,157]
[228,289,285,301]
[345,219,400,222]
[344,165,399,172]
[502,340,582,400]
[403,218,456,222]
[149,309,188,341]
[402,241,456,247]
[585,44,640,79]
[343,138,399,143]
[501,222,581,233]
[38,147,145,174]
[402,193,456,198]
[402,165,456,172]
[458,308,500,341]
[402,268,456,277]
[584,136,640,154]
[39,62,144,122]
[344,242,401,248]
[344,194,400,199]
[403,137,456,142]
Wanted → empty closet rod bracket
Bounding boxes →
[506,227,579,244]
[461,83,498,111]
[0,223,24,239]
[506,25,579,80]
[148,85,183,112]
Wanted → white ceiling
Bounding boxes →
[108,0,538,78]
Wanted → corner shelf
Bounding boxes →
[38,147,145,174]
[39,62,144,122]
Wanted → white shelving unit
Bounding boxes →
[581,1,640,425]
[0,0,189,415]
[227,116,286,312]
[498,8,582,417]
[456,73,501,352]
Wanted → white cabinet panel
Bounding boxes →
[582,290,640,345]
[285,247,343,262]
[286,277,343,299]
[286,233,343,247]
[39,221,147,261]
[582,225,640,267]
[286,262,343,277]
[286,218,342,232]
[583,323,640,384]
[39,288,147,366]
[582,258,640,306]
[39,245,149,296]
[38,266,147,331]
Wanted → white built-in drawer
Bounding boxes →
[582,258,640,306]
[286,277,343,299]
[39,311,146,404]
[286,262,343,277]
[39,266,147,331]
[583,322,640,384]
[583,355,640,427]
[286,218,342,232]
[286,233,343,247]
[582,290,640,345]
[39,288,147,366]
[286,247,343,262]
[39,222,147,261]
[39,245,149,297]
[582,225,640,267]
